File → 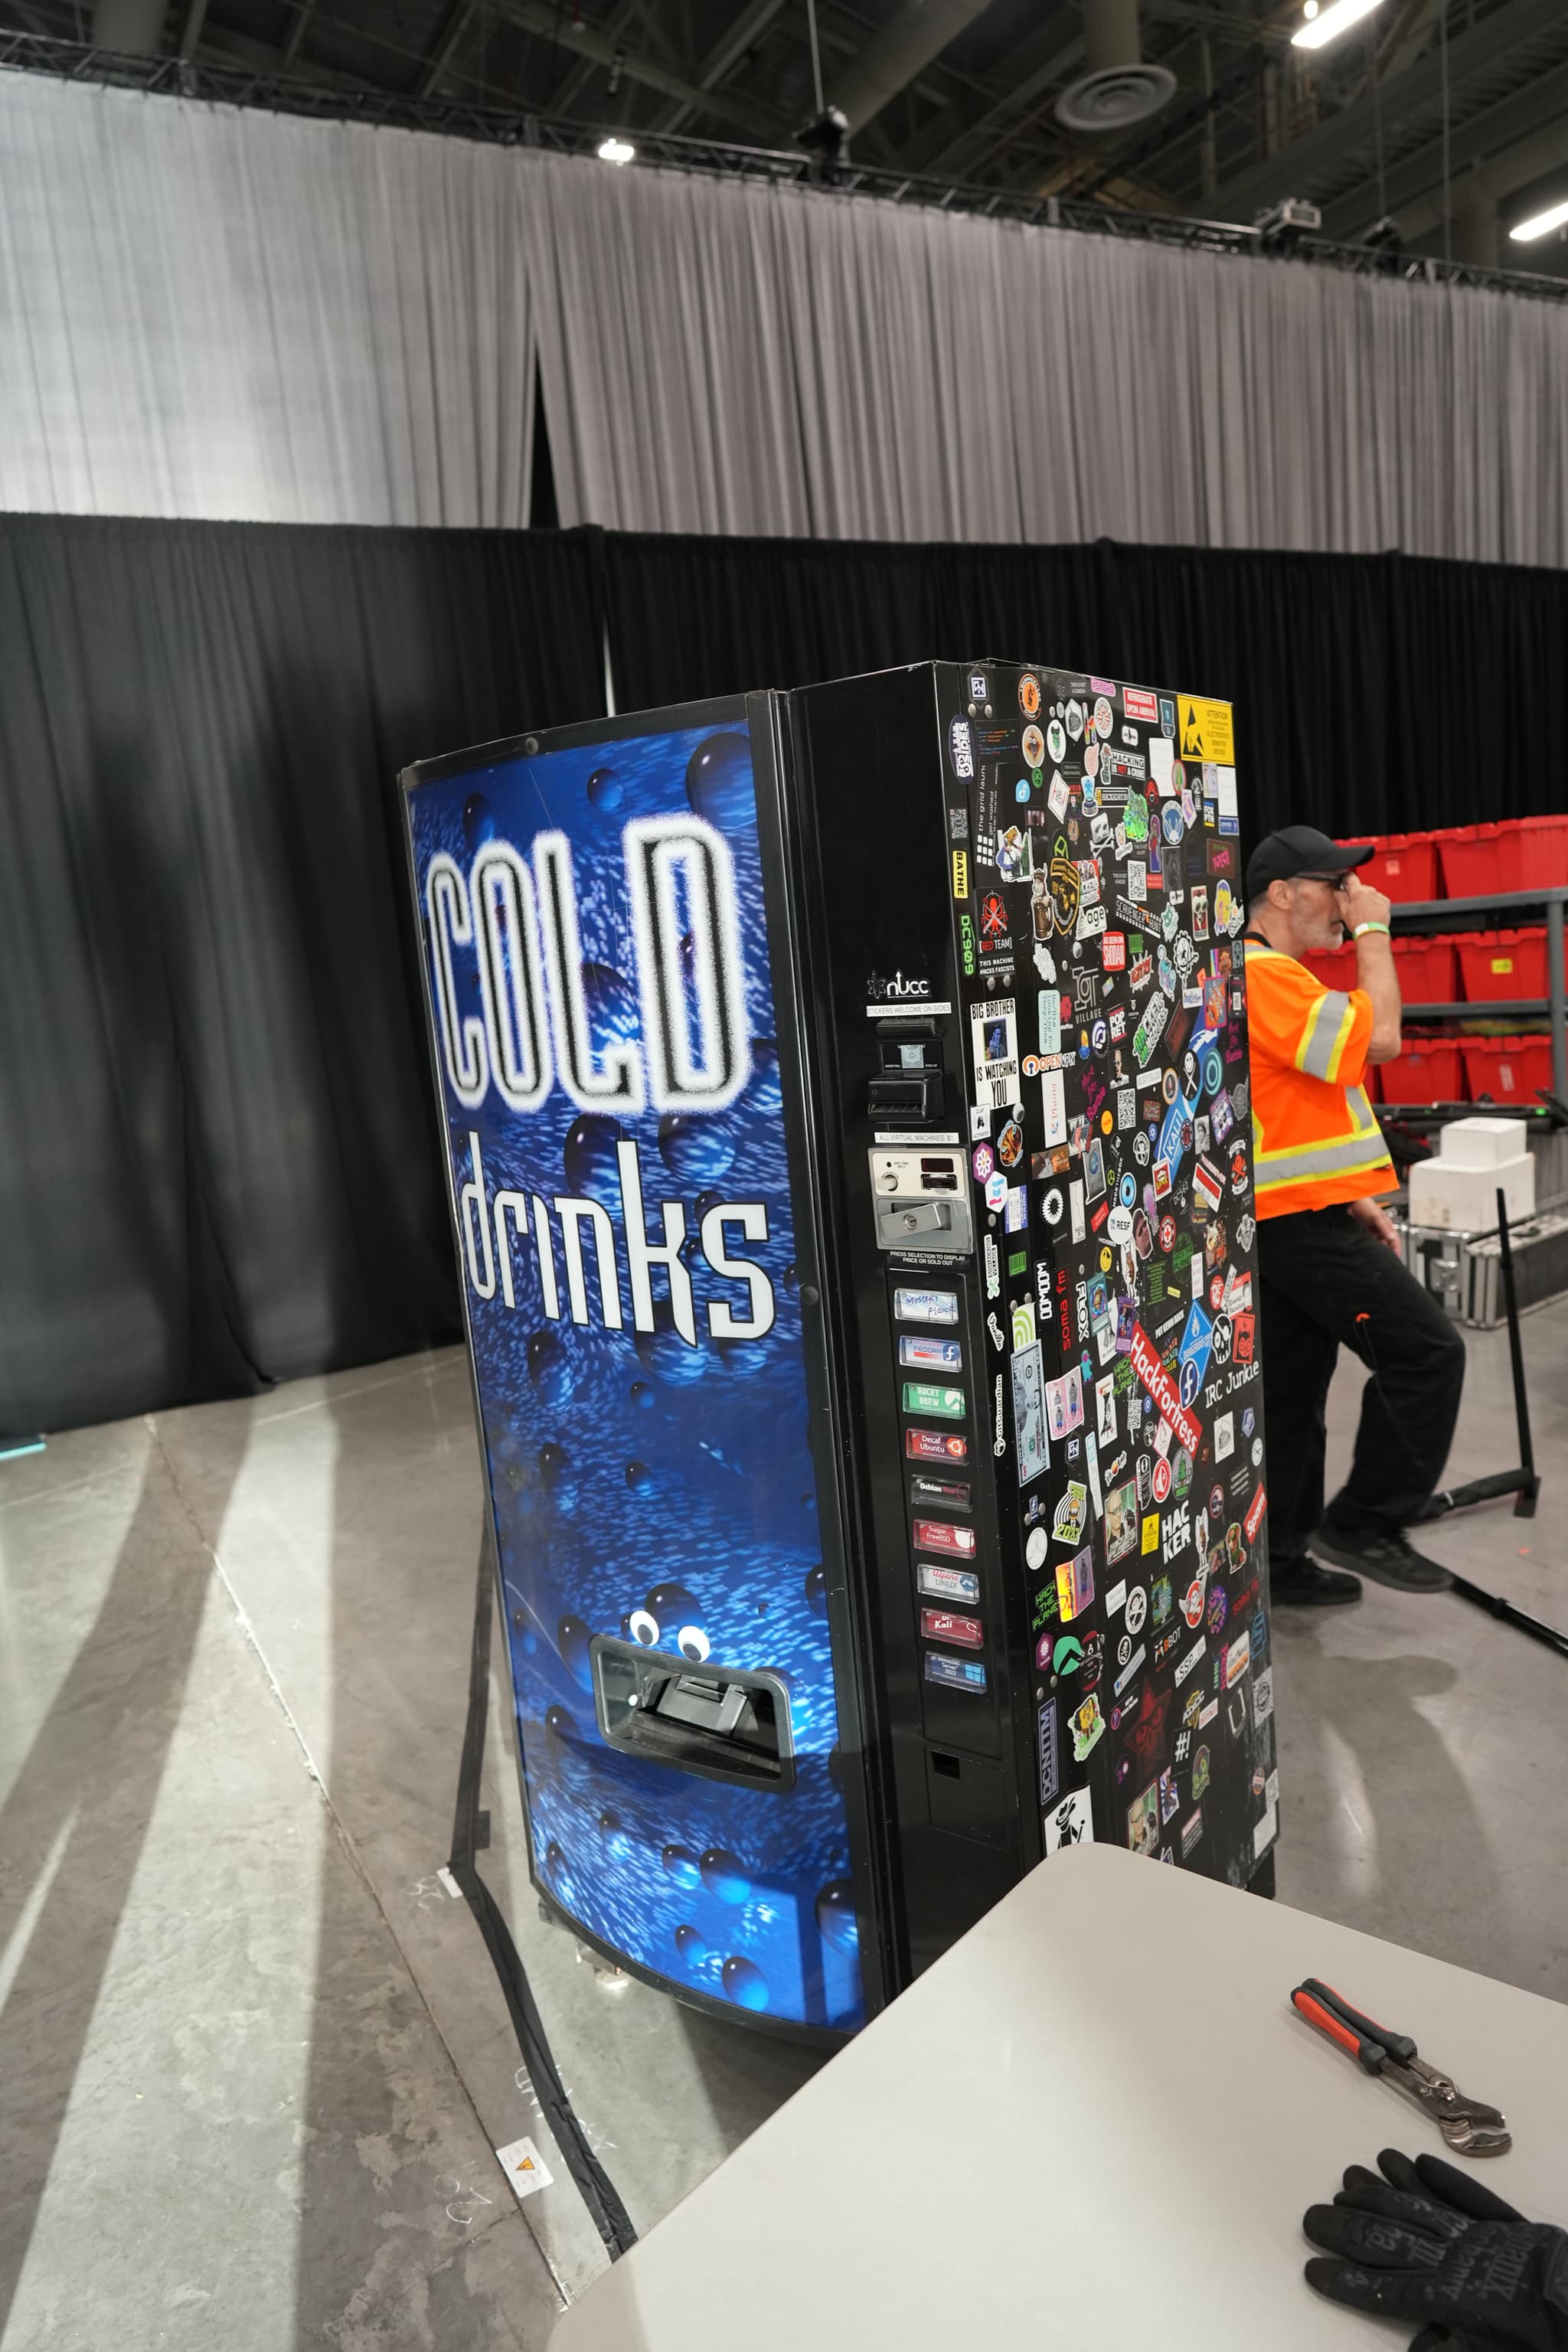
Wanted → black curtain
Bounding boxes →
[5,511,1565,1434]
[0,515,606,1437]
[603,534,1568,841]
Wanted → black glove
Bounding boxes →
[1302,2148,1568,2352]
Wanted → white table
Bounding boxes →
[552,1844,1568,2350]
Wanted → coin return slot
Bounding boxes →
[590,1634,795,1792]
[931,1750,962,1779]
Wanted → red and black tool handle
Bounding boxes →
[1291,1978,1418,2073]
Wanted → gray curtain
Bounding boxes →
[0,69,535,524]
[524,152,1568,562]
[3,70,1566,563]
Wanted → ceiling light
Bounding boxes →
[1292,0,1384,50]
[1511,197,1568,242]
[597,136,635,165]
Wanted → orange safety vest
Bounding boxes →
[1244,942,1395,1219]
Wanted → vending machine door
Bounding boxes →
[401,699,876,2037]
[787,660,1278,1916]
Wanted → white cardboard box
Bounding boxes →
[1436,1115,1530,1171]
[1408,1149,1535,1233]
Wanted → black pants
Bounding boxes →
[1257,1206,1466,1561]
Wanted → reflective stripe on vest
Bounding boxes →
[1296,989,1356,1083]
[1253,1084,1387,1194]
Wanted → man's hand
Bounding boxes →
[1349,1195,1402,1255]
[1339,871,1393,936]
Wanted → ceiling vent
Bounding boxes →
[1056,0,1175,135]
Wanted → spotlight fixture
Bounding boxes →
[597,136,635,165]
[1292,0,1384,50]
[796,103,850,184]
[1254,196,1321,248]
[1511,196,1568,242]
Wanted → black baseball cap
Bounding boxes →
[1245,826,1374,900]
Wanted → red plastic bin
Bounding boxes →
[1455,927,1552,1004]
[1460,1034,1552,1106]
[1302,937,1457,1001]
[1439,816,1568,898]
[1379,1036,1463,1104]
[1360,833,1439,902]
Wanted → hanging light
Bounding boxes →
[597,136,635,165]
[1511,196,1568,242]
[1292,0,1384,51]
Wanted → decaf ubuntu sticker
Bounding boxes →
[495,2136,554,2203]
[1178,695,1233,766]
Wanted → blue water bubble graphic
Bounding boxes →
[675,1924,708,1970]
[717,1337,769,1380]
[685,732,756,835]
[629,1380,655,1410]
[645,1583,699,1627]
[598,1811,632,1862]
[557,1615,594,1692]
[720,1955,769,2011]
[544,1704,579,1746]
[745,1038,782,1118]
[537,1440,579,1511]
[662,1844,702,1890]
[586,766,622,812]
[626,1460,653,1496]
[658,1112,737,1186]
[815,1880,859,1956]
[633,1308,709,1387]
[563,1113,628,1197]
[700,1848,751,1904]
[528,1330,574,1408]
[462,793,496,853]
[804,1564,828,1619]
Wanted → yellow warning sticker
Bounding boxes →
[952,849,970,900]
[1178,694,1234,766]
[1142,1513,1160,1554]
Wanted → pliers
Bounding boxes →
[1291,1978,1511,2158]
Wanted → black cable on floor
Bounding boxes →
[448,1533,639,2259]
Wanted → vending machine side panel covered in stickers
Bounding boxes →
[943,662,1277,1886]
[403,705,863,2031]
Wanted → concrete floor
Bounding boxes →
[2,1303,1566,2348]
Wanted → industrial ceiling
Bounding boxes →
[5,0,1568,274]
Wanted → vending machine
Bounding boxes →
[400,661,1278,2043]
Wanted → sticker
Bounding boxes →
[1011,1297,1037,1351]
[914,1517,977,1558]
[922,1607,983,1650]
[920,1561,980,1606]
[1020,673,1041,717]
[903,1383,965,1419]
[1245,1485,1266,1541]
[972,1000,1020,1112]
[1011,1340,1050,1486]
[1047,717,1067,765]
[1224,1630,1252,1687]
[1177,696,1233,766]
[1044,1785,1095,1850]
[1022,723,1046,769]
[1045,1367,1084,1440]
[985,1171,1009,1210]
[906,1426,968,1462]
[1056,1544,1096,1622]
[1251,1665,1275,1725]
[952,849,970,900]
[1068,1694,1106,1764]
[911,1474,972,1511]
[1053,1480,1088,1546]
[1042,1184,1066,1226]
[1127,1780,1161,1857]
[1125,1585,1148,1635]
[924,1652,987,1693]
[495,2137,554,2204]
[900,1332,963,1376]
[1037,1697,1060,1807]
[895,1286,959,1325]
[1129,1323,1202,1455]
[1026,1526,1048,1570]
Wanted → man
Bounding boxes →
[1243,826,1465,1605]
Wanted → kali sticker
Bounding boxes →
[1021,723,1046,770]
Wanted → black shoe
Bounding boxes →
[1271,1555,1362,1608]
[1308,1525,1452,1594]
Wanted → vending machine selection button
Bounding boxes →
[924,1654,988,1694]
[898,1334,962,1372]
[917,1562,981,1606]
[920,1607,984,1650]
[905,1427,969,1462]
[913,1517,978,1557]
[902,1383,965,1419]
[909,1474,972,1512]
[893,1285,959,1325]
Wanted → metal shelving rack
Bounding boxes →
[1385,884,1568,1113]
